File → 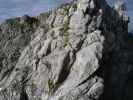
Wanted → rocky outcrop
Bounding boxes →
[0,0,132,100]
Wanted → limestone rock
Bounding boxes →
[0,0,132,100]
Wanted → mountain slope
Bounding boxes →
[0,0,132,100]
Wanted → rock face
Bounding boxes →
[0,0,133,100]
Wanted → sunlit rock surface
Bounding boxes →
[0,0,132,100]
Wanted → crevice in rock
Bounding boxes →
[53,51,76,93]
[45,42,52,57]
[20,88,29,100]
[35,56,40,70]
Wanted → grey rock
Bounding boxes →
[77,0,90,12]
[87,80,104,99]
[0,0,132,100]
[53,14,65,27]
[69,10,89,34]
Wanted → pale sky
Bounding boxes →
[0,0,71,21]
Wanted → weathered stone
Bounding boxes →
[0,0,132,100]
[72,42,103,84]
[87,79,104,99]
[53,14,65,27]
[82,30,104,47]
[69,10,89,34]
